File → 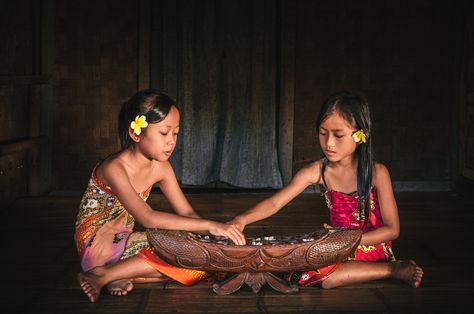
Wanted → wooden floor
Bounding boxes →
[3,191,473,313]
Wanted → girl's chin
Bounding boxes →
[325,155,338,161]
[159,153,173,161]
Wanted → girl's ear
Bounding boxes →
[128,128,141,143]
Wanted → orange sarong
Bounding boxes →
[138,247,208,285]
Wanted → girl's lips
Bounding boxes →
[164,151,172,157]
[325,150,336,155]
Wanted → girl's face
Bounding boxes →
[137,105,180,162]
[318,111,358,163]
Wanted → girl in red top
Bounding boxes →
[229,91,423,288]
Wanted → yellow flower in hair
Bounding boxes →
[352,130,366,143]
[130,115,148,135]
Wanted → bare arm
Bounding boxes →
[229,161,322,231]
[158,161,200,219]
[102,161,245,244]
[359,163,400,246]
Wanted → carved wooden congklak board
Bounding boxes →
[146,228,361,294]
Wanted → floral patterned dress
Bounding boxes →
[74,165,206,285]
[291,185,396,286]
[322,186,396,262]
[74,166,151,272]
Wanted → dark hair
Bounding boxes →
[316,91,373,224]
[118,89,176,149]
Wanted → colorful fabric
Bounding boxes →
[287,263,341,286]
[294,185,396,286]
[74,165,206,285]
[74,165,151,271]
[322,186,396,262]
[138,248,207,285]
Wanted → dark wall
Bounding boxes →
[53,0,139,190]
[460,4,474,182]
[0,1,37,205]
[292,0,466,183]
[1,0,471,198]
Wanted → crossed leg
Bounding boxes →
[78,256,166,302]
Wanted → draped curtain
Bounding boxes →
[157,0,282,188]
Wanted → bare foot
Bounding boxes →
[391,260,423,288]
[107,279,134,296]
[78,269,105,302]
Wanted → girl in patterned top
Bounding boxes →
[228,91,423,289]
[76,89,245,302]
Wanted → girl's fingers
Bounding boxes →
[228,232,239,245]
[228,227,245,245]
[229,230,243,245]
[235,229,246,245]
[210,223,246,245]
[233,226,246,245]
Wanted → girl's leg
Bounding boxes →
[78,256,164,302]
[106,267,170,297]
[321,260,423,289]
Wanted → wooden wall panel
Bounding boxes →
[461,3,474,180]
[53,0,139,190]
[0,152,28,208]
[0,86,30,141]
[292,0,464,182]
[0,1,34,76]
[0,0,36,207]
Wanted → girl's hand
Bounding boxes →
[323,223,332,229]
[209,222,246,245]
[226,217,246,232]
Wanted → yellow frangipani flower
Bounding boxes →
[130,115,149,135]
[352,130,366,143]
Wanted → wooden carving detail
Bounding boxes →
[146,228,361,295]
[146,228,361,272]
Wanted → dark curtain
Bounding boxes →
[157,0,282,188]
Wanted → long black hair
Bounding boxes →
[118,89,176,150]
[316,91,373,223]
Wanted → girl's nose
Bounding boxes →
[326,136,335,148]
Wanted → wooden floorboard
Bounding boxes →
[2,192,473,313]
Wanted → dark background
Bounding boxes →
[1,0,473,207]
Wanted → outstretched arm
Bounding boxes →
[229,161,322,231]
[102,161,245,245]
[359,163,400,245]
[158,161,200,219]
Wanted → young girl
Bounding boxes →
[76,89,245,302]
[228,91,423,289]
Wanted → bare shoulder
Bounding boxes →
[373,162,391,186]
[295,159,324,185]
[98,156,129,183]
[152,160,175,182]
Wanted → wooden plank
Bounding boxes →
[5,192,473,312]
[34,0,54,196]
[278,0,296,184]
[41,0,55,76]
[138,0,151,90]
[161,0,179,98]
[0,135,50,197]
[32,0,42,74]
[150,0,163,89]
[0,75,50,85]
[0,136,48,157]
